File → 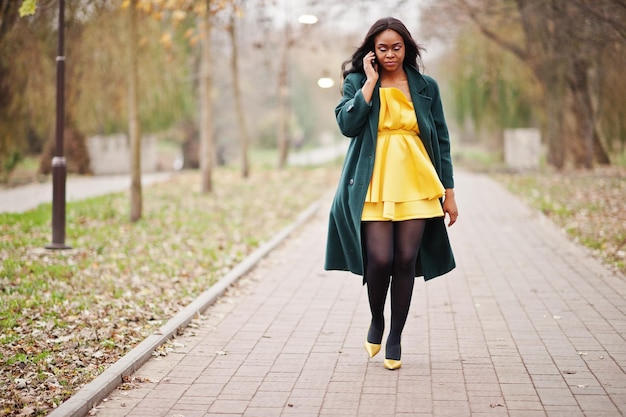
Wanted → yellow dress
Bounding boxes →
[362,87,445,221]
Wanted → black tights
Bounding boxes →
[362,219,426,360]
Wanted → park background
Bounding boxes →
[1,0,625,415]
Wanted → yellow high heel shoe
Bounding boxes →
[383,358,402,370]
[364,341,381,358]
[384,343,402,370]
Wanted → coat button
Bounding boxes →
[349,179,354,185]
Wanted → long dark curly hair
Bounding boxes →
[341,17,425,80]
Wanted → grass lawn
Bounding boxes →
[0,164,339,416]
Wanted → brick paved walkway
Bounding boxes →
[94,170,626,417]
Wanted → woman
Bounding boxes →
[325,17,458,370]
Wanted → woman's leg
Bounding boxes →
[386,219,426,361]
[362,221,394,345]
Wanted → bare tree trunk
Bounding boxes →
[566,57,610,168]
[0,1,19,166]
[277,24,290,170]
[199,0,214,193]
[544,86,566,169]
[228,6,250,178]
[128,0,142,222]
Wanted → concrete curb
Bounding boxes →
[47,200,322,417]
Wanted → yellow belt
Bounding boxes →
[378,129,418,136]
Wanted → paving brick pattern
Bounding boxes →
[94,170,626,417]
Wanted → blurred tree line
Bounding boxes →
[7,0,620,184]
[421,0,626,169]
[0,0,342,183]
[1,0,195,179]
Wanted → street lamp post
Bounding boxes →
[46,0,70,250]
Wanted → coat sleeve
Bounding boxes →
[425,76,454,189]
[334,74,373,138]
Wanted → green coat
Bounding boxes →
[324,66,456,282]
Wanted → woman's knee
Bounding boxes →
[392,253,417,276]
[367,252,393,276]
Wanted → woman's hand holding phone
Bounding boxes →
[363,51,379,82]
[361,51,378,103]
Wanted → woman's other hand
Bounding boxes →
[443,189,458,226]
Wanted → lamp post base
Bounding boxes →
[45,242,72,250]
[46,156,71,250]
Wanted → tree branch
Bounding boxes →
[459,0,528,60]
[569,0,626,42]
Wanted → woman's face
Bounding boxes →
[373,29,405,74]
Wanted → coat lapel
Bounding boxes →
[407,68,435,161]
[367,80,381,149]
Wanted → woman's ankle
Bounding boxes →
[367,320,384,344]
